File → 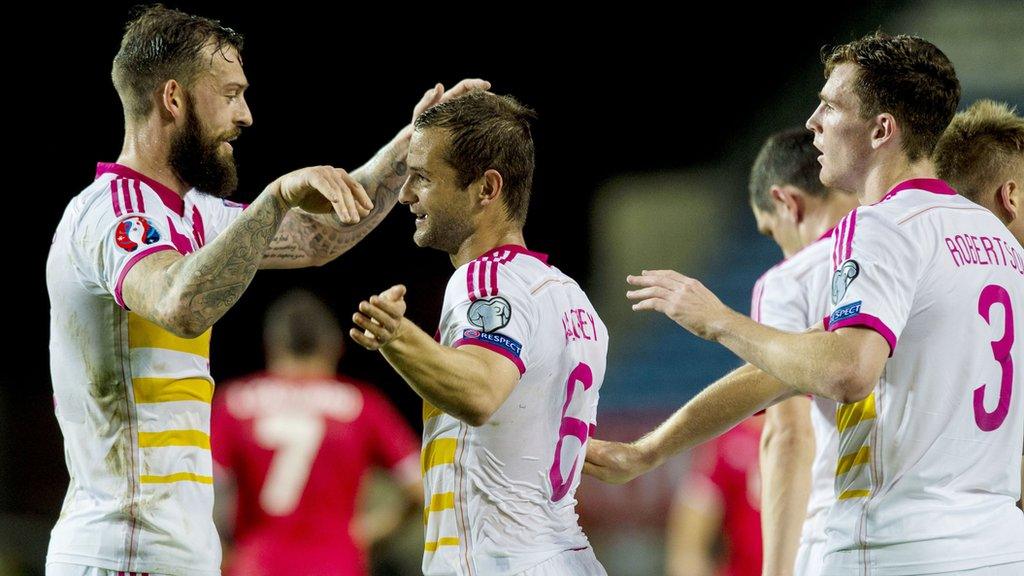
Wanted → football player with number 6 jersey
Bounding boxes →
[350,92,608,576]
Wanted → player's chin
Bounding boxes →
[818,164,836,188]
[412,229,430,248]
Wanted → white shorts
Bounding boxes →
[518,548,607,576]
[47,563,166,576]
[794,539,827,576]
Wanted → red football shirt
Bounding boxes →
[684,419,763,576]
[211,373,419,576]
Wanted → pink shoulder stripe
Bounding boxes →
[843,208,858,261]
[121,178,134,214]
[750,275,766,322]
[133,180,146,212]
[466,261,479,302]
[110,180,123,217]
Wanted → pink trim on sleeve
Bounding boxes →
[113,245,176,309]
[826,312,897,357]
[453,337,527,375]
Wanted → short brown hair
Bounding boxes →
[112,4,244,120]
[749,127,830,212]
[823,32,960,161]
[264,290,342,359]
[934,100,1024,202]
[415,91,537,225]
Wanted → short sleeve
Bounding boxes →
[824,208,919,355]
[752,269,810,332]
[78,184,178,309]
[440,263,538,375]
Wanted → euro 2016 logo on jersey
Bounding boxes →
[114,216,161,253]
[831,259,860,304]
[467,297,512,333]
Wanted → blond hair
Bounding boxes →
[935,100,1024,201]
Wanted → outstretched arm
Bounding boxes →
[626,270,889,403]
[260,79,491,269]
[123,166,360,337]
[584,363,795,484]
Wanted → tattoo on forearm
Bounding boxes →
[262,148,407,268]
[166,191,287,329]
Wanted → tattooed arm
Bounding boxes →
[260,129,409,269]
[261,78,492,269]
[122,166,363,338]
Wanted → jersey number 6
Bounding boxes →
[549,362,594,502]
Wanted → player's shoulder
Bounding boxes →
[862,178,975,223]
[775,230,836,282]
[446,244,555,302]
[77,164,182,231]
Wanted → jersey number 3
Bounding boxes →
[975,284,1015,432]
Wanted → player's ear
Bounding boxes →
[160,79,187,122]
[478,169,504,207]
[871,112,897,152]
[773,185,803,224]
[999,179,1020,220]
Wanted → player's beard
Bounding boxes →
[169,103,239,199]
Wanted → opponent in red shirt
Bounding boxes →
[212,290,421,576]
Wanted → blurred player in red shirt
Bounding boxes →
[211,290,422,576]
[665,416,763,576]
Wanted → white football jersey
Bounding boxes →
[751,227,840,572]
[421,244,608,576]
[46,163,245,575]
[822,179,1024,574]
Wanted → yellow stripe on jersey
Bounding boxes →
[133,377,214,404]
[423,400,444,422]
[422,438,457,475]
[424,492,456,525]
[836,393,876,433]
[838,489,871,500]
[836,446,872,476]
[424,537,460,552]
[140,472,214,485]
[128,312,212,358]
[138,429,210,449]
